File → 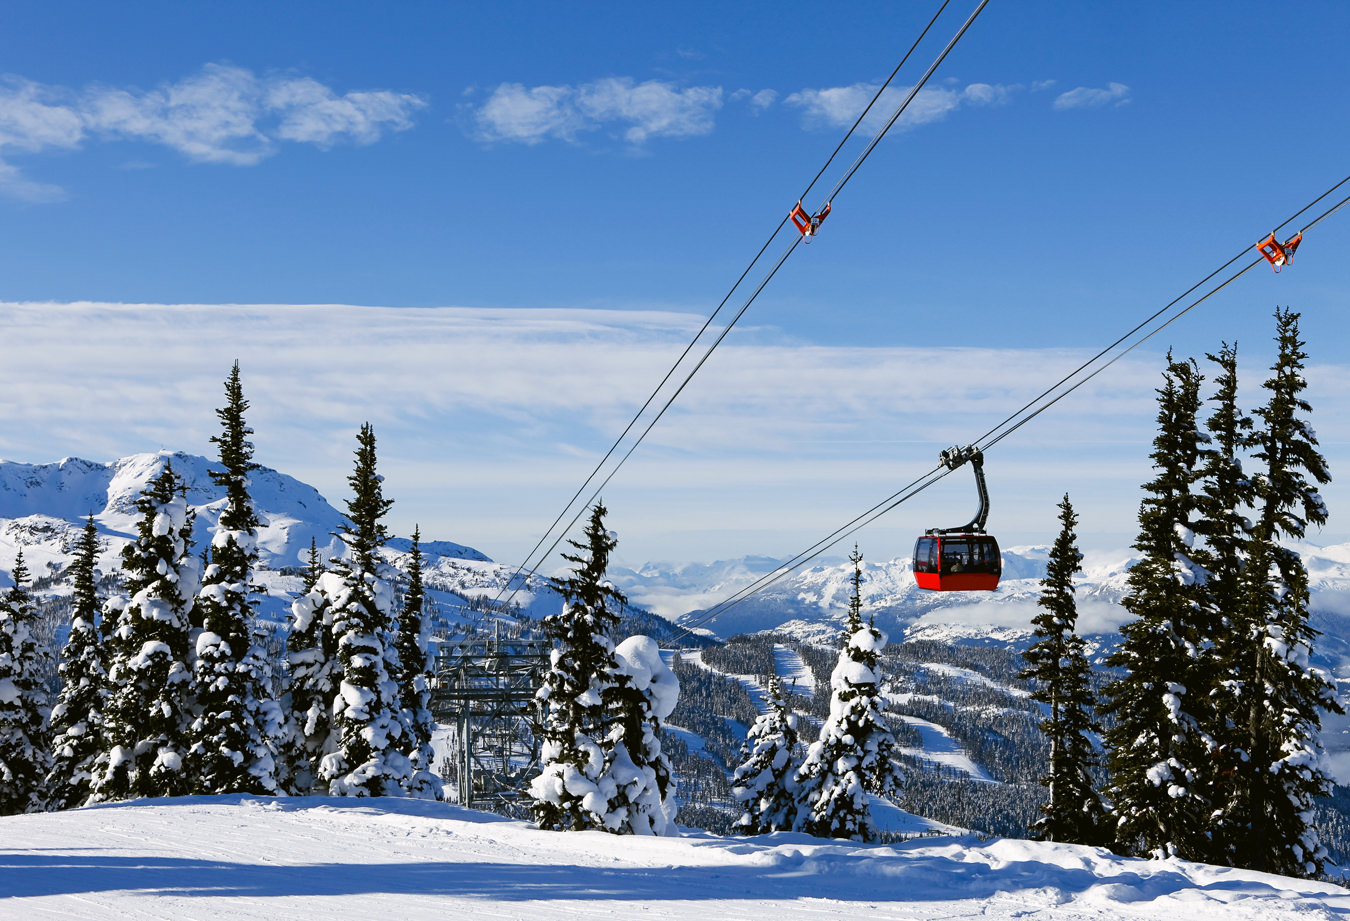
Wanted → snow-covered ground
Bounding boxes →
[2,796,1346,920]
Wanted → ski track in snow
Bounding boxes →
[2,796,1347,921]
[683,649,768,713]
[773,644,815,697]
[921,662,1031,699]
[894,715,997,784]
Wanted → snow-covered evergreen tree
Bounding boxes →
[46,516,108,811]
[1019,495,1107,845]
[732,674,800,835]
[530,502,627,831]
[395,526,441,799]
[1195,342,1258,857]
[285,570,344,794]
[0,551,52,815]
[317,423,417,797]
[605,635,679,835]
[1103,356,1219,861]
[90,462,200,802]
[794,548,901,841]
[187,362,280,795]
[1224,308,1341,878]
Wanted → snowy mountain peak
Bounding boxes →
[0,451,492,587]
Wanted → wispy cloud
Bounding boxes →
[0,301,1258,565]
[730,88,778,113]
[7,302,1344,566]
[1053,82,1131,110]
[471,78,723,146]
[784,82,1018,132]
[0,65,427,197]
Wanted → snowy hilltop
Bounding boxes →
[0,452,562,624]
[3,795,1347,919]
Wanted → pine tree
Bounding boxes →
[794,548,901,841]
[606,634,680,835]
[1019,495,1107,845]
[317,423,416,797]
[1224,308,1341,877]
[1196,342,1258,856]
[91,462,200,802]
[1103,355,1219,860]
[530,502,627,831]
[732,674,800,835]
[46,516,108,810]
[0,551,52,814]
[396,526,442,799]
[303,537,323,593]
[188,362,280,795]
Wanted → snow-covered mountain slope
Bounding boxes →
[2,796,1346,920]
[636,544,1350,647]
[0,452,569,623]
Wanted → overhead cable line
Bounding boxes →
[676,178,1350,638]
[492,0,987,608]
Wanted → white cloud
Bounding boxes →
[0,65,427,198]
[1030,79,1057,93]
[0,78,84,152]
[472,78,722,146]
[0,301,1225,565]
[266,78,427,147]
[84,64,271,165]
[784,82,1017,133]
[731,88,778,113]
[1053,82,1131,111]
[4,302,1346,566]
[0,77,85,200]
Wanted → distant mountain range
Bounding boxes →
[4,450,1349,779]
[7,451,1350,650]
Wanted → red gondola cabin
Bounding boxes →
[912,533,1001,592]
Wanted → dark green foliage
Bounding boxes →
[320,423,414,797]
[46,517,107,810]
[1103,355,1218,860]
[667,656,760,763]
[189,362,279,795]
[894,774,1046,839]
[341,422,393,574]
[1019,495,1107,845]
[303,538,323,593]
[396,526,440,796]
[1222,308,1341,877]
[699,634,778,682]
[0,551,52,814]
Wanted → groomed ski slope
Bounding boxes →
[2,796,1346,921]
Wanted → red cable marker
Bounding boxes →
[790,200,832,242]
[1255,230,1303,272]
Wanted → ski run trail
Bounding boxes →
[2,795,1347,920]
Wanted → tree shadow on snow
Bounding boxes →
[0,847,1337,905]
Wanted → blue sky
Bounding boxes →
[2,1,1349,571]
